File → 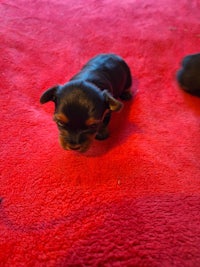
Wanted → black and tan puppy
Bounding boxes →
[40,53,132,152]
[177,53,200,96]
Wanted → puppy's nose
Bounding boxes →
[68,135,86,146]
[68,138,81,150]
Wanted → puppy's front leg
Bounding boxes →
[95,111,111,140]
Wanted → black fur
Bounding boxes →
[177,53,200,96]
[40,53,132,152]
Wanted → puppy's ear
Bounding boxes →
[40,86,59,104]
[103,90,123,112]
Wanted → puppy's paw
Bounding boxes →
[95,127,109,140]
[120,90,132,100]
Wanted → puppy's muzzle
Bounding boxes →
[68,144,82,151]
[59,132,95,152]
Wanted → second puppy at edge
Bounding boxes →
[40,53,132,152]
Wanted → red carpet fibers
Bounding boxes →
[1,0,200,266]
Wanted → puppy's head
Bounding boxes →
[40,81,123,152]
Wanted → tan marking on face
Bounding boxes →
[59,135,68,150]
[54,113,69,123]
[85,118,101,126]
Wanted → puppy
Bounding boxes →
[177,53,200,96]
[40,53,132,152]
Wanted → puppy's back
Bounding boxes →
[71,54,132,98]
[177,53,200,96]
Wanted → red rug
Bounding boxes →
[1,0,200,266]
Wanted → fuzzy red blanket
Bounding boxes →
[1,0,200,266]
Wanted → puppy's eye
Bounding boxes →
[88,123,98,130]
[57,121,65,127]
